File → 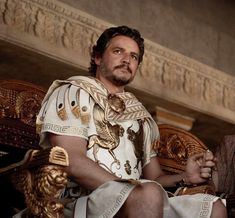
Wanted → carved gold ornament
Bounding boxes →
[107,94,126,114]
[88,104,124,165]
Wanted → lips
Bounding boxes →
[120,68,130,74]
[114,64,132,74]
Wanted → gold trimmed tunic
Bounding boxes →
[36,76,222,218]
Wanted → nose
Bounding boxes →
[122,53,131,65]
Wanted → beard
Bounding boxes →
[100,62,134,86]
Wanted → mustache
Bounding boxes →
[114,64,132,74]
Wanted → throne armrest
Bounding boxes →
[1,146,69,217]
[156,124,216,196]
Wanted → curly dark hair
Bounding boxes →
[89,25,144,76]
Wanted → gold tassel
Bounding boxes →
[70,88,80,119]
[57,108,68,121]
[72,105,80,118]
[80,106,90,125]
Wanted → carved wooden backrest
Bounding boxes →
[156,124,208,174]
[0,80,46,216]
[0,80,46,151]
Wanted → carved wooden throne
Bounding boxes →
[0,80,233,217]
[0,80,69,217]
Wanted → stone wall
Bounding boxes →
[0,0,235,129]
[0,0,234,125]
[59,0,235,76]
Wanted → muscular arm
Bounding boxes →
[49,133,118,191]
[142,157,185,187]
[143,151,215,187]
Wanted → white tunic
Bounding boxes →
[36,76,222,218]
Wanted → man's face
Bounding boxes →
[95,35,140,87]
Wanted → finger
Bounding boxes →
[190,152,204,161]
[196,158,204,167]
[212,157,218,170]
[200,167,212,174]
[204,150,214,161]
[201,171,212,179]
[203,160,216,168]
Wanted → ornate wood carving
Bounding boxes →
[0,80,69,217]
[9,147,69,218]
[155,124,216,196]
[0,80,45,149]
[156,124,208,173]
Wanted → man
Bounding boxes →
[37,26,227,217]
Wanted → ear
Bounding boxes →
[95,56,101,66]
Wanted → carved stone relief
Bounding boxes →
[0,0,234,124]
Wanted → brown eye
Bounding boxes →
[113,49,121,54]
[131,54,138,61]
